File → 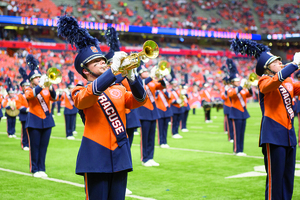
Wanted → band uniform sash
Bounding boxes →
[279,85,294,120]
[98,92,127,147]
[146,85,155,103]
[158,90,169,108]
[37,93,50,115]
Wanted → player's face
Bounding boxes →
[268,59,282,73]
[86,58,108,76]
[140,71,149,79]
[31,76,40,87]
[233,80,240,87]
[8,93,15,98]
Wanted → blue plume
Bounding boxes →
[57,15,99,52]
[26,54,39,71]
[104,27,120,52]
[228,59,239,78]
[19,67,28,80]
[230,35,270,59]
[6,77,13,88]
[221,65,229,75]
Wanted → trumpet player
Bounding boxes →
[58,16,147,200]
[2,78,18,138]
[227,59,252,156]
[170,79,184,138]
[180,83,190,132]
[18,67,30,150]
[60,71,78,140]
[200,82,212,123]
[25,54,58,178]
[136,64,166,167]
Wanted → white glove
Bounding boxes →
[293,52,300,67]
[240,78,247,87]
[110,51,128,74]
[181,89,187,95]
[176,99,182,104]
[127,68,137,83]
[39,74,49,88]
[26,108,29,113]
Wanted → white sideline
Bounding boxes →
[0,167,156,200]
[1,131,300,163]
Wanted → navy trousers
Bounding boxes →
[140,120,156,163]
[27,127,51,173]
[126,128,134,147]
[224,115,233,140]
[204,109,211,120]
[51,101,61,114]
[64,114,76,137]
[172,113,181,135]
[262,144,296,200]
[158,117,170,145]
[181,110,189,129]
[21,121,29,148]
[232,119,246,153]
[6,115,16,136]
[84,171,127,200]
[192,108,196,115]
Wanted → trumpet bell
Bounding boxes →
[158,60,171,76]
[143,40,159,59]
[249,73,258,82]
[47,67,62,84]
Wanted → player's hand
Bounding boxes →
[111,51,128,75]
[293,52,300,67]
[176,99,182,104]
[126,68,136,82]
[39,74,49,88]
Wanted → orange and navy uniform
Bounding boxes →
[3,94,19,116]
[136,77,165,120]
[16,92,29,122]
[60,90,78,114]
[221,85,233,140]
[25,86,58,129]
[258,74,300,147]
[0,94,3,119]
[200,88,212,104]
[72,70,146,174]
[3,94,20,136]
[170,88,183,114]
[227,86,252,119]
[188,91,201,108]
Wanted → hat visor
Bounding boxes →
[83,54,107,65]
[21,82,31,86]
[265,56,281,67]
[232,77,240,82]
[30,73,41,80]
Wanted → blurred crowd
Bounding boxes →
[1,0,299,34]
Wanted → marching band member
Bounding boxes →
[221,65,233,142]
[156,87,173,148]
[200,82,212,123]
[17,67,30,150]
[170,79,183,138]
[231,36,300,200]
[2,78,18,138]
[136,64,166,166]
[0,91,3,122]
[58,16,146,200]
[180,84,190,132]
[294,70,300,146]
[189,84,201,115]
[25,54,58,178]
[61,71,78,140]
[227,59,252,156]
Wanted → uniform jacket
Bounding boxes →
[0,94,3,118]
[156,89,173,118]
[72,69,146,174]
[16,92,28,122]
[170,88,183,114]
[258,74,300,147]
[25,85,58,129]
[221,85,232,115]
[136,77,165,121]
[227,86,251,119]
[60,91,78,115]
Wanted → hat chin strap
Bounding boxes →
[266,67,276,75]
[82,65,99,78]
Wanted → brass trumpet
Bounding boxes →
[47,67,62,85]
[151,60,171,79]
[110,40,159,74]
[243,72,258,89]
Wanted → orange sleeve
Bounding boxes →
[124,90,147,110]
[294,82,300,96]
[259,75,282,94]
[121,79,131,91]
[227,88,238,98]
[221,92,227,100]
[25,87,35,100]
[155,80,165,90]
[72,84,99,110]
[2,98,8,107]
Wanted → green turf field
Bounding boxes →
[1,102,300,200]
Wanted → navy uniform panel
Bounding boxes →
[25,113,55,129]
[136,103,160,120]
[126,109,141,129]
[76,136,132,175]
[229,107,250,119]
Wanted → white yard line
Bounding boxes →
[0,167,156,200]
[1,132,300,163]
